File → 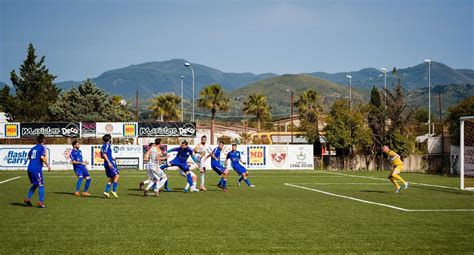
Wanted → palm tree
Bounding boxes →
[148,93,182,121]
[198,84,230,144]
[296,89,323,153]
[242,93,271,132]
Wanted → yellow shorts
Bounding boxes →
[392,165,403,175]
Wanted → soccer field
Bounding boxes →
[0,170,473,254]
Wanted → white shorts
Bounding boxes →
[148,164,166,179]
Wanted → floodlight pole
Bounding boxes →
[180,76,184,122]
[185,62,195,122]
[425,59,431,136]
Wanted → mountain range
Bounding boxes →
[1,59,473,116]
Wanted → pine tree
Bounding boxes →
[7,43,60,121]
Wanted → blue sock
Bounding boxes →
[105,183,111,193]
[218,178,223,186]
[84,178,91,192]
[160,164,167,170]
[75,177,83,192]
[164,180,169,190]
[238,176,244,182]
[27,184,38,199]
[222,179,227,188]
[151,183,157,190]
[38,185,45,202]
[186,174,193,187]
[244,179,252,186]
[112,182,118,192]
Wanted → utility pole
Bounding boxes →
[438,93,445,174]
[136,90,139,122]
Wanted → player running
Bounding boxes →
[226,143,254,188]
[24,134,51,208]
[383,145,409,193]
[70,141,92,196]
[144,139,168,197]
[194,135,210,191]
[160,140,199,192]
[139,142,155,191]
[101,134,120,198]
[207,141,230,191]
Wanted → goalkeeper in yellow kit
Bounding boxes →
[383,145,409,193]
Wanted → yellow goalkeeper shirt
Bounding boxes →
[387,150,403,166]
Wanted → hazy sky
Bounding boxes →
[0,0,472,82]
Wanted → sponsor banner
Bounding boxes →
[247,146,266,168]
[20,123,80,138]
[138,122,196,137]
[81,122,96,138]
[96,122,138,138]
[0,144,313,170]
[0,123,20,138]
[116,158,140,169]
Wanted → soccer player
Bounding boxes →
[139,142,155,191]
[24,134,51,208]
[144,138,168,197]
[160,140,198,192]
[194,135,210,191]
[226,144,254,188]
[207,141,230,191]
[70,141,92,196]
[101,134,120,198]
[383,145,409,193]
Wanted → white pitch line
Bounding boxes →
[284,183,410,211]
[409,209,474,212]
[291,183,389,185]
[0,176,21,184]
[325,172,462,190]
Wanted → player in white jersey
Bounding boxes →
[194,135,211,191]
[143,138,168,197]
[139,143,155,191]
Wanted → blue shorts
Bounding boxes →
[74,165,90,178]
[28,171,44,185]
[104,163,119,178]
[211,164,226,175]
[232,164,247,175]
[170,159,190,172]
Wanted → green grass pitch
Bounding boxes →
[0,170,473,254]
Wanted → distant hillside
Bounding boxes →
[56,59,277,99]
[308,62,474,90]
[229,74,363,116]
[406,84,474,114]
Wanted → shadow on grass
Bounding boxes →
[53,192,104,199]
[360,190,389,194]
[411,185,474,196]
[10,202,28,207]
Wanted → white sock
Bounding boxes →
[154,177,167,191]
[185,183,190,190]
[143,180,151,185]
[192,181,197,190]
[145,181,155,191]
[200,172,205,186]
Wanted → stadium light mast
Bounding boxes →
[184,62,195,122]
[424,59,431,136]
[286,89,294,144]
[346,75,352,110]
[180,75,184,122]
[379,68,387,109]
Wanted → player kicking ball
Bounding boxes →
[194,135,210,191]
[383,145,409,193]
[24,134,51,208]
[70,141,92,196]
[101,134,120,198]
[160,140,199,192]
[206,141,230,191]
[226,144,254,188]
